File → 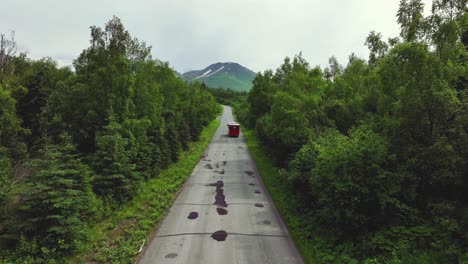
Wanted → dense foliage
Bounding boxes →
[0,17,219,261]
[237,1,468,262]
[207,86,248,106]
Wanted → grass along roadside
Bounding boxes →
[69,119,220,263]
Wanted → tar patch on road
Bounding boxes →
[206,180,227,207]
[219,169,225,175]
[255,203,264,208]
[248,183,255,186]
[165,253,178,258]
[204,164,213,169]
[216,207,228,215]
[222,161,227,166]
[188,212,199,220]
[263,220,271,225]
[214,187,227,207]
[245,170,255,177]
[206,180,223,188]
[254,190,261,194]
[211,230,228,241]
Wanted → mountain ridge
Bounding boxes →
[182,62,256,91]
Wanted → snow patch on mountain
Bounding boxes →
[205,66,224,77]
[194,69,212,79]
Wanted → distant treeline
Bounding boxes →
[207,86,248,106]
[236,1,467,262]
[0,17,219,260]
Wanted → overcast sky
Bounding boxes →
[0,0,433,73]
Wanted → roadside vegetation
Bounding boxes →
[236,1,468,262]
[0,17,219,262]
[71,119,219,263]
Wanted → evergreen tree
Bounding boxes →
[12,133,96,256]
[93,112,140,202]
[153,131,171,171]
[165,124,181,163]
[122,117,153,179]
[177,116,191,150]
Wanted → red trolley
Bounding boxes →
[227,122,240,137]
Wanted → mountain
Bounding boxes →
[182,62,256,91]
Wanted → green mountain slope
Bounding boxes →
[182,62,256,91]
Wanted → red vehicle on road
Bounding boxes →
[227,122,240,137]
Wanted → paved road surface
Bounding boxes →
[137,106,303,264]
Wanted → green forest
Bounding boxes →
[0,17,219,262]
[1,0,467,263]
[234,0,468,263]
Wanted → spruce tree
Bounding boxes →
[122,118,153,180]
[151,131,168,173]
[165,125,181,163]
[93,112,139,202]
[14,133,96,255]
[177,116,191,150]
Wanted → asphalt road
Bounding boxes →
[137,105,303,264]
